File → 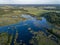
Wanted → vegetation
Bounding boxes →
[0,5,59,26]
[0,8,27,26]
[41,12,60,26]
[0,5,60,45]
[46,28,60,39]
[29,31,59,45]
[0,32,13,45]
[0,6,49,26]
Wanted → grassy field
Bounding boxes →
[0,32,13,45]
[0,8,27,26]
[29,30,59,45]
[0,6,59,26]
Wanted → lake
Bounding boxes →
[0,14,57,45]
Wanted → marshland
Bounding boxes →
[0,4,60,45]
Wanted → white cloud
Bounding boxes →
[0,0,60,4]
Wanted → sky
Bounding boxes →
[0,0,60,4]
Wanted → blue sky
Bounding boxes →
[0,0,60,4]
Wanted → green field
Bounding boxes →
[0,6,55,26]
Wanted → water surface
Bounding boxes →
[0,14,56,45]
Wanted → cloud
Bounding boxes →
[0,0,60,4]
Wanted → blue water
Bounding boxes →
[0,14,53,45]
